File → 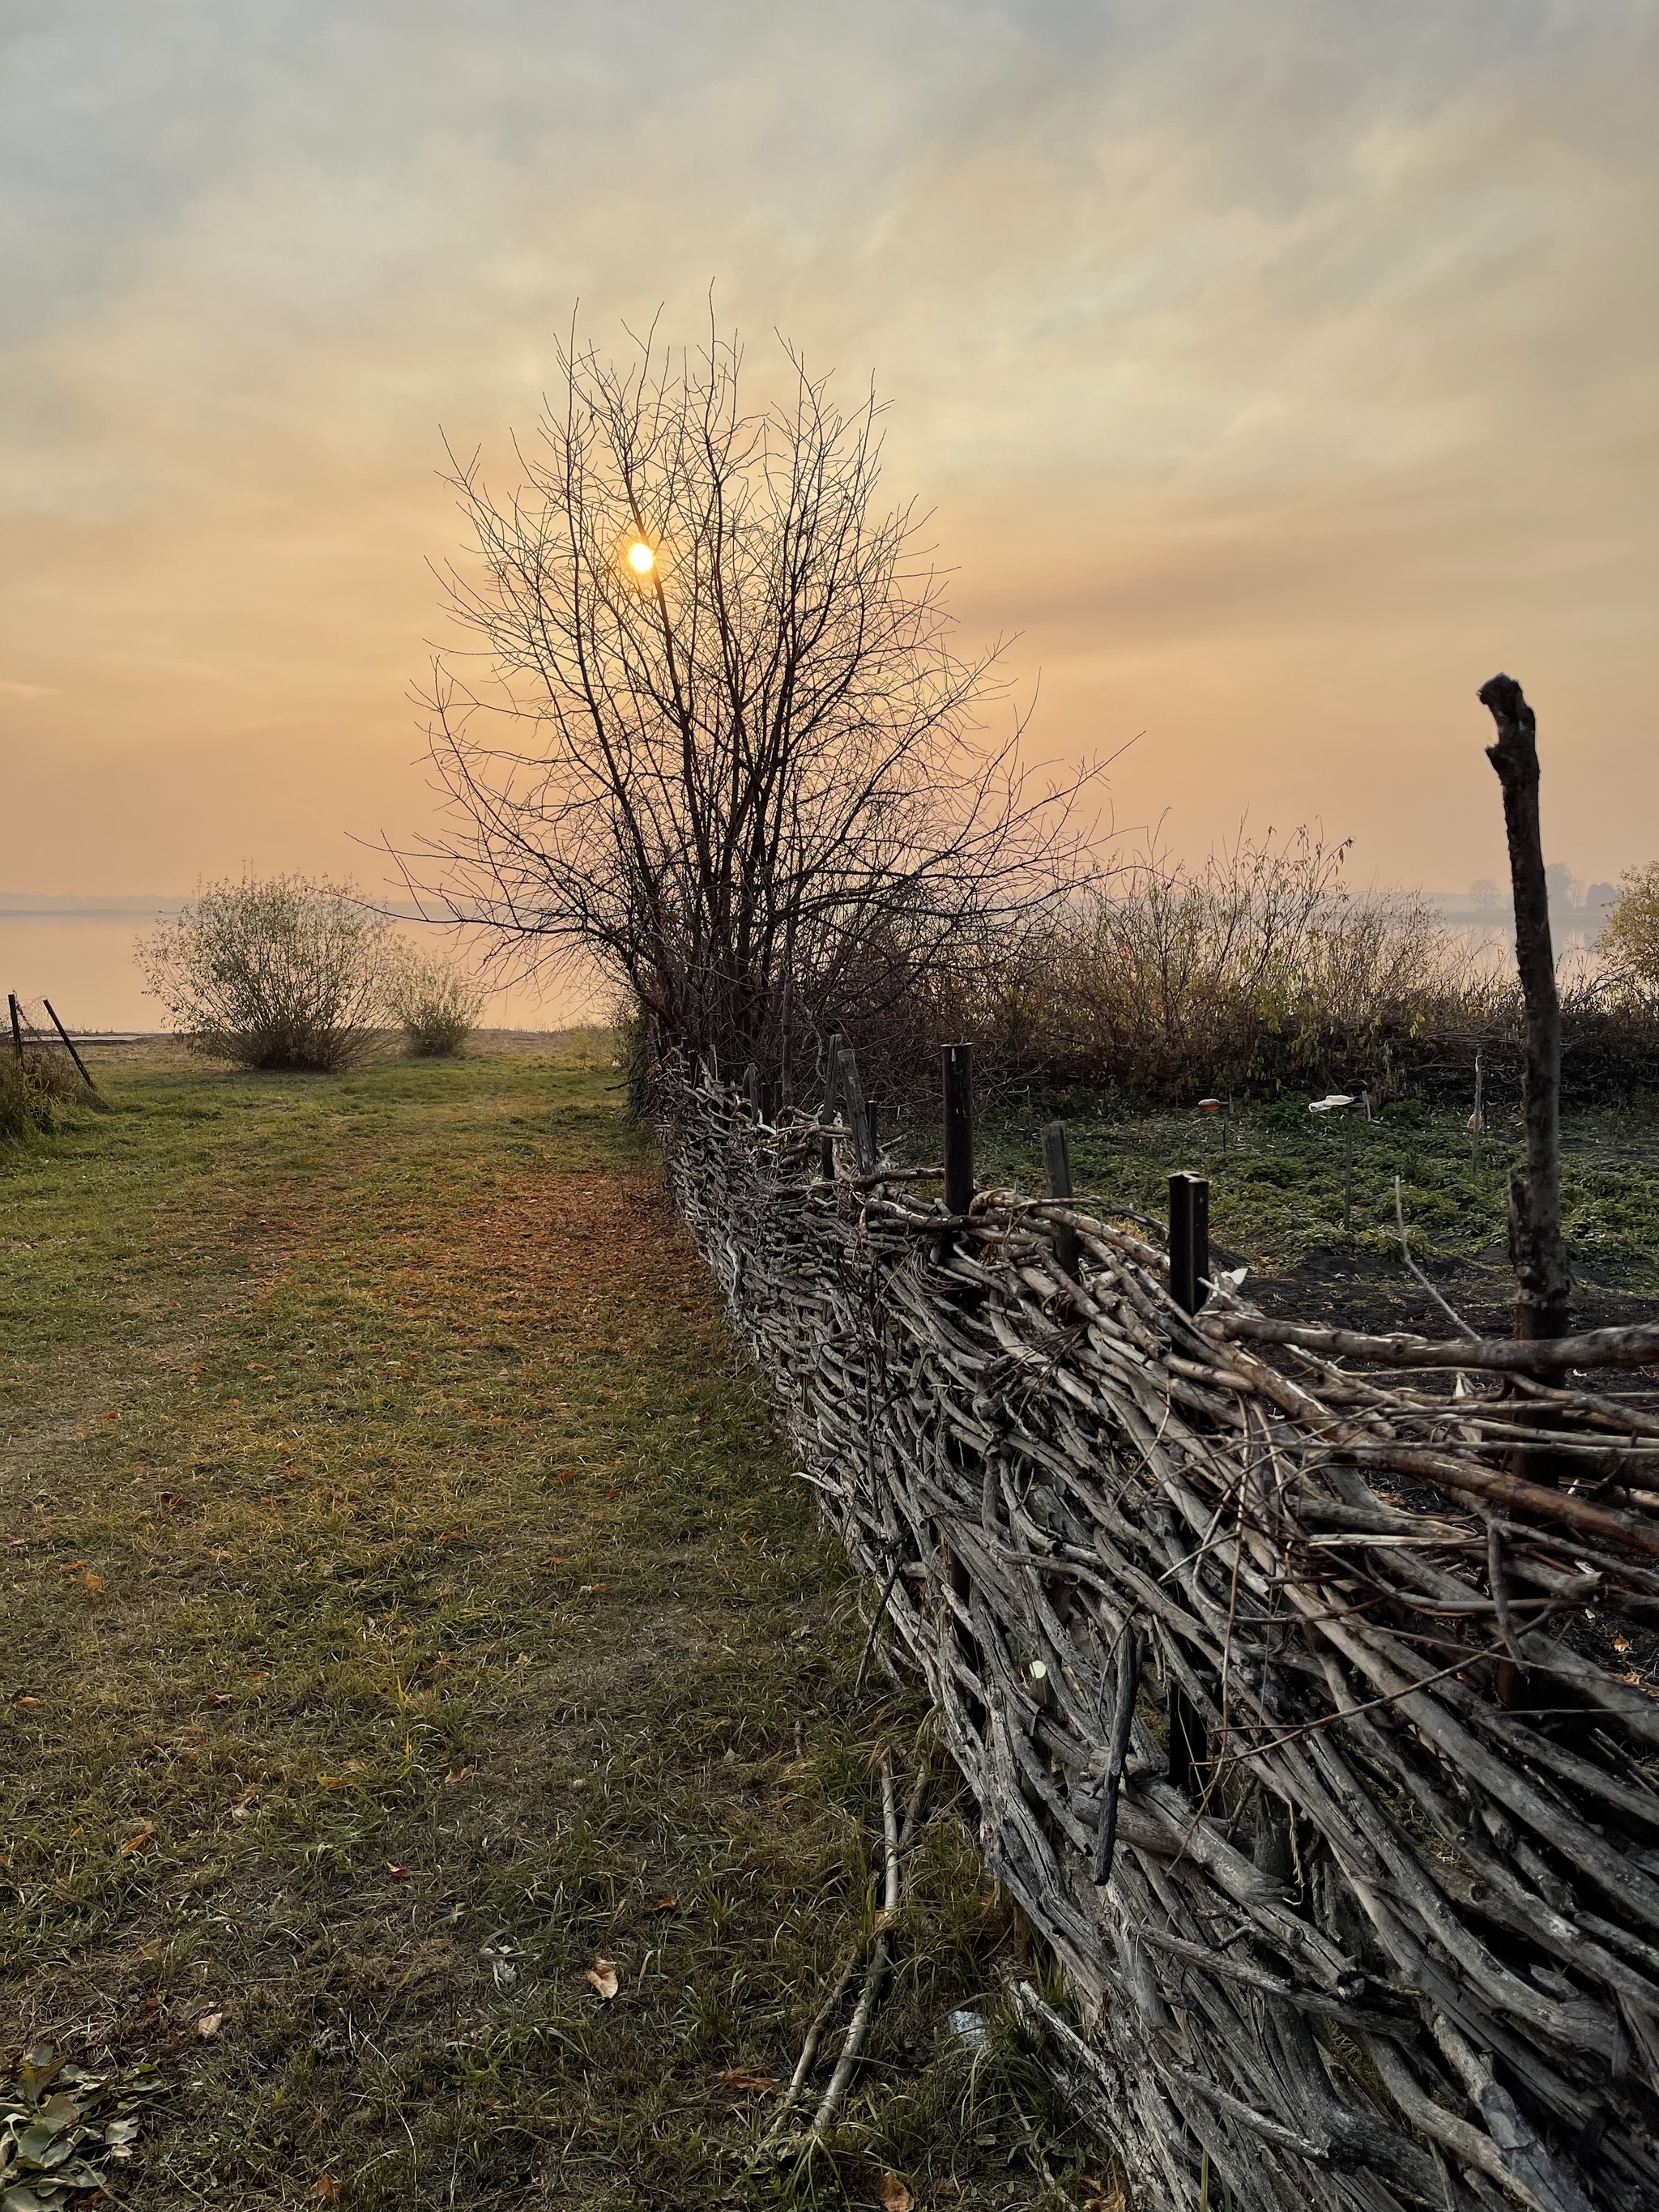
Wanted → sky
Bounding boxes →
[2,0,1657,969]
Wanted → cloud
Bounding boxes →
[0,0,1655,895]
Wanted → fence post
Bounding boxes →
[866,1098,881,1167]
[818,1034,842,1180]
[1042,1121,1079,1278]
[942,1044,974,1217]
[757,1079,774,1125]
[1169,1172,1210,1315]
[42,1000,97,1093]
[837,1044,875,1176]
[7,994,22,1064]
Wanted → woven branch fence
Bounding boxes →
[657,1060,1659,2212]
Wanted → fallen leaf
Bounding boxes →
[56,1560,88,1573]
[879,2178,915,2212]
[228,1788,260,1820]
[119,1823,156,1856]
[195,2010,224,2039]
[644,1896,678,1915]
[442,1767,473,1784]
[386,1861,412,1880]
[103,1409,119,1421]
[17,1694,41,1707]
[83,1572,105,1594]
[713,2067,777,2095]
[584,1956,620,2000]
[308,2178,341,2203]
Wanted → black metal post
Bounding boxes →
[942,1045,975,1217]
[1042,1121,1079,1278]
[1169,1172,1210,1315]
[757,1079,774,1125]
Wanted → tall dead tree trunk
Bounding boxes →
[1478,673,1572,1345]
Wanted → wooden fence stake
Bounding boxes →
[942,1045,974,1218]
[7,993,22,1064]
[1478,674,1572,1344]
[1042,1121,1079,1278]
[1169,1172,1210,1315]
[837,1044,875,1177]
[42,1001,97,1093]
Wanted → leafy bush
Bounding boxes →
[386,946,488,1056]
[138,876,392,1072]
[1601,863,1659,991]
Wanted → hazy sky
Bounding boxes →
[3,0,1657,906]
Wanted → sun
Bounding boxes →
[626,540,655,575]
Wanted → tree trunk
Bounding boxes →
[1478,674,1572,1345]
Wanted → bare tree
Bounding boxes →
[406,322,1092,1080]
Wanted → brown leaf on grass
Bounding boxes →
[713,2067,777,2095]
[583,1957,620,2000]
[195,2010,224,2039]
[119,1823,156,1856]
[386,1861,412,1880]
[442,1767,473,1784]
[56,1559,88,1572]
[879,2178,915,2212]
[83,1572,105,1593]
[228,1787,260,1820]
[308,2178,341,2202]
[643,1896,678,1915]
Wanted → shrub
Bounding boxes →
[1601,863,1659,991]
[137,876,392,1072]
[0,1048,90,1142]
[386,947,488,1056]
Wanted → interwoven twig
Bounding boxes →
[659,1063,1659,2212]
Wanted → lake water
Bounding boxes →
[0,899,591,1035]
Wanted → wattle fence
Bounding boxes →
[658,1059,1659,2212]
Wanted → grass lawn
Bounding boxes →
[1,1041,1098,2211]
[965,1089,1659,1336]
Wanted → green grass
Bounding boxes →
[0,1041,1104,2210]
[956,1090,1659,1293]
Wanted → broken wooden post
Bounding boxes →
[1478,674,1572,1344]
[941,1045,974,1217]
[7,994,22,1064]
[1042,1121,1079,1278]
[1168,1172,1210,1315]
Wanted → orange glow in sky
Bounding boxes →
[2,2,1656,928]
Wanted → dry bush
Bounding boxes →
[386,945,488,1056]
[138,876,392,1072]
[858,828,1540,1108]
[0,1049,87,1142]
